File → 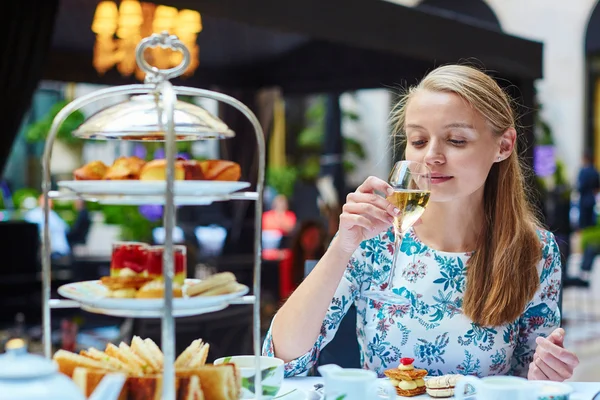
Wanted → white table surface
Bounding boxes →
[279,376,600,399]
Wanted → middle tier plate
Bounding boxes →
[58,279,249,311]
[58,180,250,197]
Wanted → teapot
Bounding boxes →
[318,364,396,400]
[0,338,125,400]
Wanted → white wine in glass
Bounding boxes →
[364,161,431,304]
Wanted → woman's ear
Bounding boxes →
[496,127,516,162]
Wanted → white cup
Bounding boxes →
[454,376,539,400]
[317,365,396,400]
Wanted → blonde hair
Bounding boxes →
[391,64,541,327]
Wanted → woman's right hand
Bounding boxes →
[337,176,399,255]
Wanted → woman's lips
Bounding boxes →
[431,175,453,184]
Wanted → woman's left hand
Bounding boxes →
[528,328,579,381]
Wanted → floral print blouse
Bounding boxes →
[262,227,561,378]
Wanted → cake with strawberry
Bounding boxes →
[384,357,428,397]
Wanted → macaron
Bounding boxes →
[425,374,464,398]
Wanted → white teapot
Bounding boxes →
[0,338,125,400]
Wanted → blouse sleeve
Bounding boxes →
[261,237,371,377]
[509,231,562,377]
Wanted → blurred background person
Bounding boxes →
[290,220,327,289]
[576,150,600,230]
[23,195,70,258]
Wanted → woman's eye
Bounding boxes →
[449,139,466,146]
[411,140,426,147]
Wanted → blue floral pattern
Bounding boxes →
[263,228,561,379]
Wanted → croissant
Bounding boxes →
[104,156,146,180]
[73,160,109,180]
[199,160,241,181]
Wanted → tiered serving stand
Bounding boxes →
[41,32,265,400]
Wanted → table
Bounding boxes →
[279,376,600,399]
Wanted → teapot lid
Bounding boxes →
[0,339,57,379]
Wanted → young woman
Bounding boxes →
[263,65,579,381]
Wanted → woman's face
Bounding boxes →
[404,90,504,203]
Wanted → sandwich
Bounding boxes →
[54,336,240,400]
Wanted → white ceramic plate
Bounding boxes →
[274,388,310,400]
[377,378,432,399]
[87,195,221,206]
[58,279,249,311]
[79,302,228,318]
[58,180,250,197]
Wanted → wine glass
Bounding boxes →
[363,160,431,303]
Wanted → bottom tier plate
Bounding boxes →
[58,279,249,312]
[80,302,229,318]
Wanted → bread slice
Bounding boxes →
[53,349,117,378]
[131,336,161,372]
[118,342,154,374]
[105,343,144,376]
[144,338,164,369]
[81,347,133,373]
[177,364,240,400]
[175,339,203,369]
[127,375,164,400]
[187,342,210,368]
[71,367,128,400]
[178,375,205,400]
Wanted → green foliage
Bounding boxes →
[101,205,160,242]
[11,188,40,209]
[24,100,85,146]
[581,226,600,249]
[266,166,298,198]
[295,96,366,181]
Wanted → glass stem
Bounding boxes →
[386,230,403,291]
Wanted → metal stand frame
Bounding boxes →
[41,32,265,400]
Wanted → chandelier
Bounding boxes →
[91,0,202,80]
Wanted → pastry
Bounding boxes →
[74,160,108,180]
[384,357,427,397]
[135,280,183,299]
[185,272,237,297]
[104,156,146,180]
[138,158,204,181]
[425,374,464,398]
[139,159,186,181]
[100,276,154,291]
[199,160,241,181]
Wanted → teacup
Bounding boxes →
[317,364,396,400]
[535,381,573,400]
[214,355,284,399]
[455,376,539,400]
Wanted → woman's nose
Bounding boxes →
[423,143,445,165]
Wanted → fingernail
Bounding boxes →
[554,331,564,340]
[536,337,544,345]
[393,208,400,215]
[388,216,394,224]
[387,188,394,196]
